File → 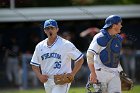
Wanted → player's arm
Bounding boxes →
[30,45,48,83]
[86,51,97,83]
[32,65,48,83]
[71,58,84,77]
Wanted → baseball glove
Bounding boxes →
[120,71,133,91]
[54,73,74,85]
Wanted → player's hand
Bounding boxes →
[89,72,97,84]
[38,74,48,83]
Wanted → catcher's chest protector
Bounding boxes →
[97,29,122,68]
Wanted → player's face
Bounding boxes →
[113,22,122,34]
[44,26,58,37]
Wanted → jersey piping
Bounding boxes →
[73,54,83,62]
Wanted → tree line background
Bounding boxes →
[0,0,140,8]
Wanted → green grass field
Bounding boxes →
[0,85,140,93]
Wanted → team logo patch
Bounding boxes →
[72,47,76,51]
[115,44,118,47]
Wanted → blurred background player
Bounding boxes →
[86,15,124,93]
[4,36,21,88]
[80,27,100,43]
[120,33,136,82]
[30,19,84,93]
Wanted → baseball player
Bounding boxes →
[86,15,124,93]
[30,19,84,93]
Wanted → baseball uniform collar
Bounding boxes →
[46,35,59,48]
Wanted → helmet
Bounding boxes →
[44,19,58,28]
[103,15,122,29]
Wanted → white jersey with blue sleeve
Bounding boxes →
[30,36,83,76]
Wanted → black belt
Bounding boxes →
[96,68,101,71]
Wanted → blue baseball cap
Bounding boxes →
[103,15,122,29]
[44,19,58,28]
